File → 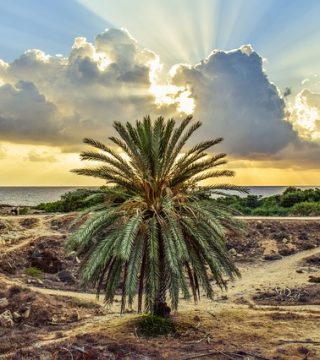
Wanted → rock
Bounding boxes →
[304,254,320,266]
[0,310,14,327]
[20,306,31,319]
[27,278,44,286]
[28,249,63,273]
[296,269,304,274]
[279,247,296,256]
[12,311,22,322]
[308,275,320,284]
[301,243,315,250]
[264,254,282,261]
[282,238,288,244]
[70,311,81,322]
[229,248,237,256]
[57,270,76,284]
[0,298,9,308]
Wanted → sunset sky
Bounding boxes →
[0,0,320,186]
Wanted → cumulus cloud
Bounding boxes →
[0,81,64,143]
[0,28,319,164]
[0,29,170,148]
[171,45,298,156]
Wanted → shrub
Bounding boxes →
[280,191,305,207]
[24,267,43,278]
[136,314,176,337]
[19,207,29,215]
[252,206,289,216]
[35,189,104,213]
[290,202,320,216]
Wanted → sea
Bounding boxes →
[0,186,319,207]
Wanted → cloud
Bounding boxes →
[26,149,58,162]
[170,45,298,156]
[0,28,319,166]
[0,81,63,143]
[0,29,172,148]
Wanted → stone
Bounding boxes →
[70,311,81,322]
[12,311,22,322]
[229,248,237,256]
[0,298,9,308]
[21,306,31,319]
[279,247,296,256]
[28,249,63,273]
[57,270,76,284]
[264,254,282,261]
[0,310,14,327]
[308,275,320,284]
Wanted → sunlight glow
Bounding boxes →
[289,92,320,142]
[148,57,194,114]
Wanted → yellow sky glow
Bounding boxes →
[0,142,319,186]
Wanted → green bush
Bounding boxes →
[136,314,176,337]
[35,189,104,213]
[280,191,305,207]
[19,207,29,215]
[251,206,289,216]
[24,267,43,278]
[290,201,320,216]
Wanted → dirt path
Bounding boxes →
[0,215,62,254]
[227,246,320,300]
[20,245,320,314]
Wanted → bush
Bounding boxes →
[35,189,104,213]
[290,202,320,216]
[252,206,289,216]
[19,207,29,215]
[280,191,305,208]
[24,267,43,279]
[136,314,176,337]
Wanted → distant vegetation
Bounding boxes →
[215,187,320,216]
[35,188,104,213]
[36,186,320,217]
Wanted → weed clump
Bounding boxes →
[136,314,176,337]
[24,267,43,278]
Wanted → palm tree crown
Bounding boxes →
[68,115,246,315]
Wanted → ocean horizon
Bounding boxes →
[0,186,319,207]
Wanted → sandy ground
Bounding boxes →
[0,214,320,359]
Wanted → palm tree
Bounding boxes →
[68,115,246,316]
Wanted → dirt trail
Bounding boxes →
[0,215,63,254]
[11,246,319,315]
[227,246,320,299]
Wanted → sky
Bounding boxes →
[0,0,320,186]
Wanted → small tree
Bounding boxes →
[68,115,246,316]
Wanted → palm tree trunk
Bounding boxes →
[154,231,170,317]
